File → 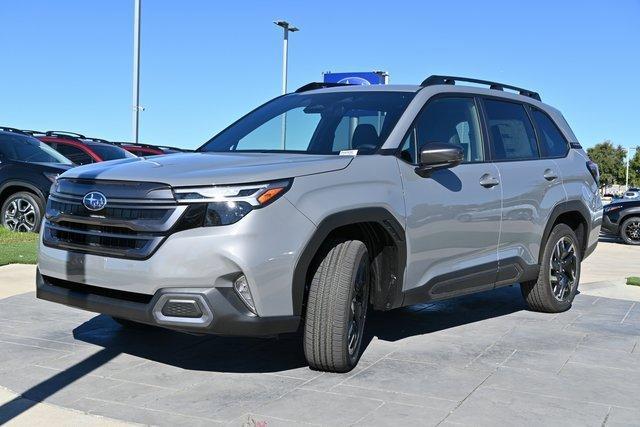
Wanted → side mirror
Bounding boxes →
[415,142,464,177]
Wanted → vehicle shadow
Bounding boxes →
[72,285,527,374]
[0,285,528,424]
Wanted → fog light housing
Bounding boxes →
[233,275,256,314]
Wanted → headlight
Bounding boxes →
[43,172,59,183]
[173,179,292,227]
[604,204,623,213]
[173,179,292,207]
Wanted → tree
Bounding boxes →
[586,140,626,188]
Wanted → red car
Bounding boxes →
[32,131,136,165]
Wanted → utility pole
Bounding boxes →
[132,0,142,144]
[274,20,299,94]
[274,20,299,150]
[625,146,639,190]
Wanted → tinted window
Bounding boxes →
[0,134,72,164]
[199,91,415,154]
[55,144,94,165]
[532,109,568,158]
[400,97,484,164]
[484,99,539,160]
[88,143,136,161]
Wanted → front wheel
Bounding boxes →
[620,216,640,245]
[1,192,43,233]
[303,239,370,373]
[521,223,581,313]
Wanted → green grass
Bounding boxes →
[0,227,38,266]
[627,277,640,287]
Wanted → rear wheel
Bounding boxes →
[521,223,581,313]
[620,216,640,245]
[303,240,370,373]
[1,192,43,233]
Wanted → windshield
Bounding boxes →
[88,143,137,161]
[0,133,72,164]
[199,91,415,154]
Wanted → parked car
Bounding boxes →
[602,199,640,245]
[112,142,188,156]
[33,131,136,165]
[623,188,640,199]
[37,76,601,372]
[0,128,73,232]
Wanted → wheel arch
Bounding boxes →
[540,200,590,261]
[0,181,46,207]
[291,207,407,316]
[619,208,640,226]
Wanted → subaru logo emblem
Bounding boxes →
[83,191,107,211]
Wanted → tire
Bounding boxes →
[520,223,581,313]
[1,191,44,233]
[303,239,370,373]
[620,216,640,245]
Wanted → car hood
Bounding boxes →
[59,152,353,187]
[30,162,75,173]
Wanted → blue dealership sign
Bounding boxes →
[323,71,387,85]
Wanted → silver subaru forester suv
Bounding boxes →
[37,76,602,372]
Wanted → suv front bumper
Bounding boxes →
[36,270,300,336]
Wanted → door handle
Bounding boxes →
[543,169,558,181]
[479,174,500,188]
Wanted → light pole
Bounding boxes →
[132,0,142,144]
[274,20,299,149]
[625,146,639,189]
[274,20,299,94]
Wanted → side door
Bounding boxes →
[398,96,503,303]
[481,98,566,285]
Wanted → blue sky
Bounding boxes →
[1,0,639,150]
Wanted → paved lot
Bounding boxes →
[0,240,639,426]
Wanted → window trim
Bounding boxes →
[528,106,570,159]
[479,96,541,163]
[394,93,490,166]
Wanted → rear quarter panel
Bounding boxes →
[556,149,603,251]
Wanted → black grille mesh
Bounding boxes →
[49,200,167,220]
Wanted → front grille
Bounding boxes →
[42,179,191,260]
[49,200,167,221]
[50,227,145,250]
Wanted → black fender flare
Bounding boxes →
[0,180,46,205]
[539,200,591,261]
[620,206,640,223]
[291,207,406,316]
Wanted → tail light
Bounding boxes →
[586,161,600,185]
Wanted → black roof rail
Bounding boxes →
[45,130,86,139]
[420,75,541,101]
[82,137,110,144]
[295,82,355,93]
[0,127,29,135]
[21,129,46,136]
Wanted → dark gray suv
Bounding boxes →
[37,76,602,372]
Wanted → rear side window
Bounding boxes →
[531,109,569,158]
[484,99,539,161]
[55,144,94,165]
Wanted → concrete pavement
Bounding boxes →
[580,237,640,301]
[0,238,638,426]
